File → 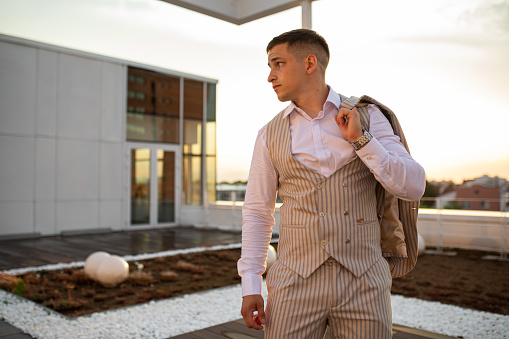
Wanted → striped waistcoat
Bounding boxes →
[266,94,419,279]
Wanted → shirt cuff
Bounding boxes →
[355,136,386,167]
[241,273,263,297]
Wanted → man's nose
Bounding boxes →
[267,70,276,83]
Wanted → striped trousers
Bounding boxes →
[265,257,392,339]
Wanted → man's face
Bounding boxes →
[267,43,307,103]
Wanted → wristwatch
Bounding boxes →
[351,128,372,151]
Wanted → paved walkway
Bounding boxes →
[0,227,455,339]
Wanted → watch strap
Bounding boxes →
[351,128,372,151]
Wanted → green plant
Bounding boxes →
[13,278,26,296]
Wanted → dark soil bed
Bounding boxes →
[0,249,241,317]
[1,248,508,318]
[391,249,509,315]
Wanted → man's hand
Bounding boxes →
[241,294,266,330]
[335,107,364,143]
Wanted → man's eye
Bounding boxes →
[277,62,283,67]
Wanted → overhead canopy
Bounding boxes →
[159,0,316,26]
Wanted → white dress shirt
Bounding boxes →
[238,87,426,296]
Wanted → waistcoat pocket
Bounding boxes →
[280,224,304,229]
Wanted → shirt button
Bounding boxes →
[345,239,351,244]
[317,184,322,189]
[321,240,326,246]
[342,182,348,187]
[319,212,325,218]
[343,211,349,216]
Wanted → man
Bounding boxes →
[238,29,425,338]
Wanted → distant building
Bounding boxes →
[435,175,508,211]
[463,175,508,188]
[455,186,500,211]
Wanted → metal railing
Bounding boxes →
[418,197,508,259]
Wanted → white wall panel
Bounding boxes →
[100,200,122,230]
[0,136,34,201]
[35,201,55,235]
[56,201,98,232]
[35,138,56,201]
[0,41,36,135]
[101,63,124,142]
[0,202,33,235]
[36,49,58,137]
[100,143,122,200]
[57,54,101,140]
[57,140,99,200]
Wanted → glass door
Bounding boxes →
[131,148,151,224]
[129,144,180,227]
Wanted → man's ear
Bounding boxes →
[305,54,318,75]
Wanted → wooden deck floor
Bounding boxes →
[0,226,242,270]
[172,319,455,339]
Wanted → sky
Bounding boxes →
[1,0,508,184]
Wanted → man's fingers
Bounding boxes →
[335,113,347,127]
[241,295,265,330]
[243,315,263,330]
[256,306,266,324]
[242,314,258,329]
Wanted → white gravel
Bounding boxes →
[1,246,508,339]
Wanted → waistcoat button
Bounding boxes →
[345,239,351,244]
[321,240,326,246]
[343,211,349,216]
[319,212,325,218]
[342,182,348,187]
[317,184,322,189]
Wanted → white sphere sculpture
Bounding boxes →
[265,245,278,273]
[418,233,426,257]
[84,251,110,280]
[95,255,129,288]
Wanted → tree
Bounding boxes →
[420,181,438,209]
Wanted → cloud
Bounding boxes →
[458,0,509,38]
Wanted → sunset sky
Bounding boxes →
[1,0,508,183]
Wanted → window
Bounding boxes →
[126,67,180,144]
[183,79,203,205]
[206,83,217,203]
[127,67,217,207]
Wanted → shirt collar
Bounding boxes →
[282,86,341,119]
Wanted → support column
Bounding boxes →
[301,0,312,29]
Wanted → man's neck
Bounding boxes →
[294,83,329,119]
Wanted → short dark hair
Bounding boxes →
[266,29,330,72]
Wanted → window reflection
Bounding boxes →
[183,79,204,205]
[131,149,150,224]
[206,83,217,203]
[158,150,175,223]
[127,67,179,143]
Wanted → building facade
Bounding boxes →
[0,34,217,238]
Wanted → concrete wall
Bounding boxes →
[0,38,124,237]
